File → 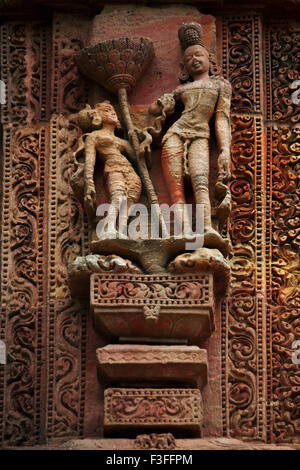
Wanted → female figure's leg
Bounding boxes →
[122,168,142,236]
[101,170,127,237]
[104,166,142,237]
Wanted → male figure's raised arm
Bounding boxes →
[147,93,176,138]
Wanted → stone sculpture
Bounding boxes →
[71,100,141,236]
[70,24,232,275]
[67,21,232,439]
[147,22,232,256]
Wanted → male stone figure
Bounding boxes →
[148,22,231,254]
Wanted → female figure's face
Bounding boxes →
[184,45,210,79]
[96,103,120,126]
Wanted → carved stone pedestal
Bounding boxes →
[104,388,203,436]
[98,344,207,436]
[96,344,208,388]
[92,273,212,437]
[91,273,214,344]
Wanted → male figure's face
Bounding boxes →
[184,45,210,78]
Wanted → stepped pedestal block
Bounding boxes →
[91,273,214,344]
[96,344,208,388]
[104,388,203,436]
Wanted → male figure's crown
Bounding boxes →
[178,22,204,50]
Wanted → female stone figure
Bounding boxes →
[71,101,141,237]
[148,22,231,255]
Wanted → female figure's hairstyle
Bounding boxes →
[77,101,121,131]
[77,103,102,132]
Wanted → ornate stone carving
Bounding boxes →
[47,112,88,439]
[2,5,299,447]
[0,23,28,125]
[134,433,176,450]
[91,274,210,304]
[74,37,156,222]
[74,37,154,95]
[51,16,89,114]
[28,23,51,121]
[168,247,230,297]
[91,273,213,343]
[49,114,85,299]
[70,21,232,279]
[143,305,160,322]
[46,298,87,439]
[221,17,265,440]
[97,345,207,364]
[0,126,48,446]
[266,22,300,122]
[271,306,300,442]
[271,126,300,307]
[68,254,142,298]
[221,16,262,114]
[104,388,203,435]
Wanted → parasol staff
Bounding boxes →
[74,37,169,236]
[118,87,168,236]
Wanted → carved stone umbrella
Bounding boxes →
[74,37,164,227]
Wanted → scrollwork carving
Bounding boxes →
[268,23,300,122]
[272,306,300,442]
[104,388,203,428]
[271,126,300,307]
[0,24,28,125]
[51,18,89,114]
[134,433,176,450]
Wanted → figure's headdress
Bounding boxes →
[178,22,211,83]
[77,103,104,132]
[178,22,204,50]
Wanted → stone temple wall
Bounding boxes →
[0,1,299,447]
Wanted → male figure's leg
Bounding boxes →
[189,138,227,250]
[162,135,192,235]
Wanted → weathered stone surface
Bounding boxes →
[169,248,231,297]
[68,254,142,298]
[54,437,300,451]
[104,388,203,436]
[134,432,176,450]
[89,5,216,105]
[91,273,214,343]
[96,344,208,388]
[0,3,299,448]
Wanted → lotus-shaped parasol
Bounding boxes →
[74,37,154,94]
[74,37,166,232]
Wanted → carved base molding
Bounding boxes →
[93,274,212,436]
[96,344,208,388]
[104,388,203,436]
[90,273,214,344]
